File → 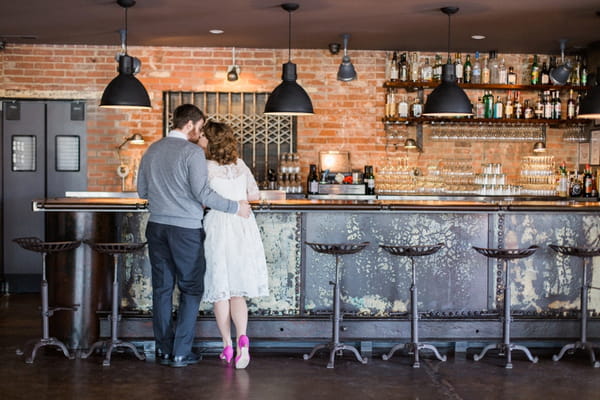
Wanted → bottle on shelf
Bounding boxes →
[584,164,594,198]
[398,96,409,118]
[421,57,432,82]
[482,55,490,84]
[267,168,277,190]
[475,97,485,118]
[410,52,420,82]
[455,52,463,83]
[390,51,399,82]
[385,90,397,118]
[433,54,443,81]
[553,90,562,120]
[570,171,583,197]
[489,51,499,84]
[507,66,517,85]
[534,93,543,119]
[483,90,494,118]
[498,58,507,84]
[471,52,481,84]
[531,54,540,85]
[399,52,408,82]
[504,96,513,119]
[581,57,588,86]
[463,54,472,83]
[307,164,319,195]
[411,97,423,118]
[543,91,553,119]
[540,61,550,85]
[558,161,568,198]
[493,96,503,119]
[571,55,581,86]
[364,165,375,195]
[524,99,534,119]
[567,89,576,120]
[514,91,523,119]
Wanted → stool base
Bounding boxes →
[553,341,600,368]
[303,342,368,369]
[82,339,146,367]
[17,337,73,364]
[474,342,539,369]
[382,342,447,368]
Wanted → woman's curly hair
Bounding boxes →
[202,120,239,165]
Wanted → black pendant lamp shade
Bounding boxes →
[101,54,151,109]
[577,85,600,119]
[337,33,357,82]
[264,3,314,115]
[423,7,472,117]
[100,0,151,110]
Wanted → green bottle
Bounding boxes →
[531,55,540,85]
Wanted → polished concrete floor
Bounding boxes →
[1,294,599,400]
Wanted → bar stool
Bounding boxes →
[81,241,147,366]
[13,237,81,363]
[472,245,539,369]
[303,241,370,368]
[379,243,447,368]
[549,244,600,368]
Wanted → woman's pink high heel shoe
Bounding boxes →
[235,335,250,369]
[220,345,234,364]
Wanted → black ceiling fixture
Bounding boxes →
[337,33,357,82]
[264,3,314,116]
[100,0,151,110]
[423,6,472,117]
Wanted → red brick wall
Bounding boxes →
[0,44,583,191]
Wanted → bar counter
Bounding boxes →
[37,196,600,353]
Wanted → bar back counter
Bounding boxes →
[35,195,600,356]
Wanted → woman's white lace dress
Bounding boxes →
[202,158,269,303]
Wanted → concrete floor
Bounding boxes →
[1,294,599,400]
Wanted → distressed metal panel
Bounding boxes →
[303,212,489,316]
[503,212,600,313]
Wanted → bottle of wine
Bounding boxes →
[463,54,472,83]
[567,89,576,120]
[540,61,550,85]
[364,166,375,195]
[584,165,594,198]
[455,52,463,83]
[307,164,319,195]
[390,51,399,82]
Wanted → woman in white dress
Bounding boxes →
[200,121,269,369]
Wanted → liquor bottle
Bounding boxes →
[455,53,463,83]
[411,97,423,118]
[483,91,494,118]
[498,58,507,84]
[507,66,517,85]
[584,165,594,198]
[567,89,576,120]
[493,96,503,119]
[463,54,472,83]
[523,99,534,119]
[540,61,550,85]
[433,54,443,82]
[421,57,432,82]
[553,90,562,120]
[504,97,513,119]
[267,168,277,190]
[472,52,481,83]
[489,51,499,84]
[571,55,581,86]
[570,171,583,197]
[581,58,588,86]
[399,52,408,82]
[482,55,490,84]
[385,90,396,118]
[410,52,420,82]
[307,164,319,195]
[364,165,375,195]
[543,91,553,119]
[398,96,409,118]
[534,93,544,119]
[514,91,523,119]
[531,55,540,85]
[475,97,485,118]
[390,51,399,82]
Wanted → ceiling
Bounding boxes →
[0,0,599,54]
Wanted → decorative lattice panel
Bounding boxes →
[163,91,296,184]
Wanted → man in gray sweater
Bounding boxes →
[138,104,251,367]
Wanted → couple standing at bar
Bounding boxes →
[137,104,269,368]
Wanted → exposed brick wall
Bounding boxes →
[0,44,584,191]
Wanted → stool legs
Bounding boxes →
[303,254,367,368]
[17,252,74,363]
[82,254,145,366]
[552,257,600,368]
[382,256,446,368]
[474,259,538,369]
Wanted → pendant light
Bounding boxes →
[226,47,240,82]
[423,7,473,117]
[337,33,357,82]
[549,40,573,85]
[100,0,151,110]
[264,3,314,115]
[577,85,600,119]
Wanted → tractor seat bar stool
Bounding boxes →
[304,241,370,368]
[472,245,539,369]
[379,242,447,368]
[13,237,81,363]
[81,240,147,366]
[549,244,600,368]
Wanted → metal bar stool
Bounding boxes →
[304,241,370,368]
[549,244,600,368]
[13,237,81,363]
[473,245,539,369]
[379,243,447,368]
[81,241,147,366]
